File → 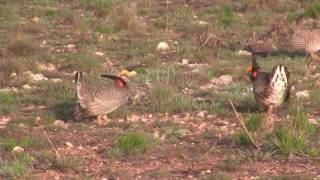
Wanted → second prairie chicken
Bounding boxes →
[247,57,290,113]
[289,29,320,58]
[73,70,134,124]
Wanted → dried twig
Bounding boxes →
[44,131,61,160]
[148,0,152,10]
[228,99,260,151]
[200,34,213,49]
[200,140,218,159]
[165,0,169,32]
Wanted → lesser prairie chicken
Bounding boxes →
[289,29,320,59]
[73,70,135,124]
[247,57,290,113]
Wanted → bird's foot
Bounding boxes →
[95,115,110,126]
[310,52,320,60]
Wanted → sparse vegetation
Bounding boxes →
[53,156,83,172]
[0,92,16,115]
[107,132,151,157]
[267,110,318,156]
[0,153,35,179]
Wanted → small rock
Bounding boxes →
[32,16,40,23]
[197,20,209,25]
[237,50,252,56]
[65,141,74,148]
[181,59,189,65]
[200,84,214,90]
[38,63,56,71]
[197,111,207,118]
[0,116,11,128]
[22,84,32,90]
[156,42,170,51]
[153,131,160,138]
[295,90,309,98]
[54,120,68,129]
[10,72,17,78]
[12,146,25,153]
[24,71,48,82]
[212,74,233,86]
[309,118,318,125]
[95,51,104,56]
[67,44,76,49]
[127,114,140,122]
[51,78,62,83]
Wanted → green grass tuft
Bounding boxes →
[53,156,83,172]
[267,110,317,156]
[154,18,167,29]
[245,114,262,132]
[0,92,16,115]
[1,138,18,151]
[117,132,149,155]
[304,3,320,18]
[149,85,193,113]
[107,132,151,157]
[0,153,35,178]
[232,132,253,146]
[219,5,234,27]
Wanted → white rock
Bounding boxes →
[54,120,68,129]
[38,63,56,71]
[51,78,62,83]
[127,114,140,122]
[181,59,189,65]
[156,42,170,51]
[22,84,32,90]
[197,111,206,118]
[309,118,318,125]
[65,141,74,148]
[32,16,40,23]
[237,50,252,56]
[95,51,104,56]
[0,116,11,128]
[193,20,209,25]
[10,72,17,78]
[295,90,310,98]
[12,146,25,153]
[24,71,48,82]
[212,75,233,86]
[67,44,76,49]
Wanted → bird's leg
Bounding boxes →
[267,106,273,114]
[96,114,102,125]
[310,52,320,60]
[101,114,110,126]
[96,114,109,126]
[261,106,275,133]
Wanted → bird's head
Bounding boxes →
[247,57,260,81]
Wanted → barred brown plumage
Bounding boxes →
[73,72,131,123]
[289,29,320,58]
[247,57,290,113]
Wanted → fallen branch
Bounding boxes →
[44,131,61,160]
[228,98,260,151]
[200,140,218,159]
